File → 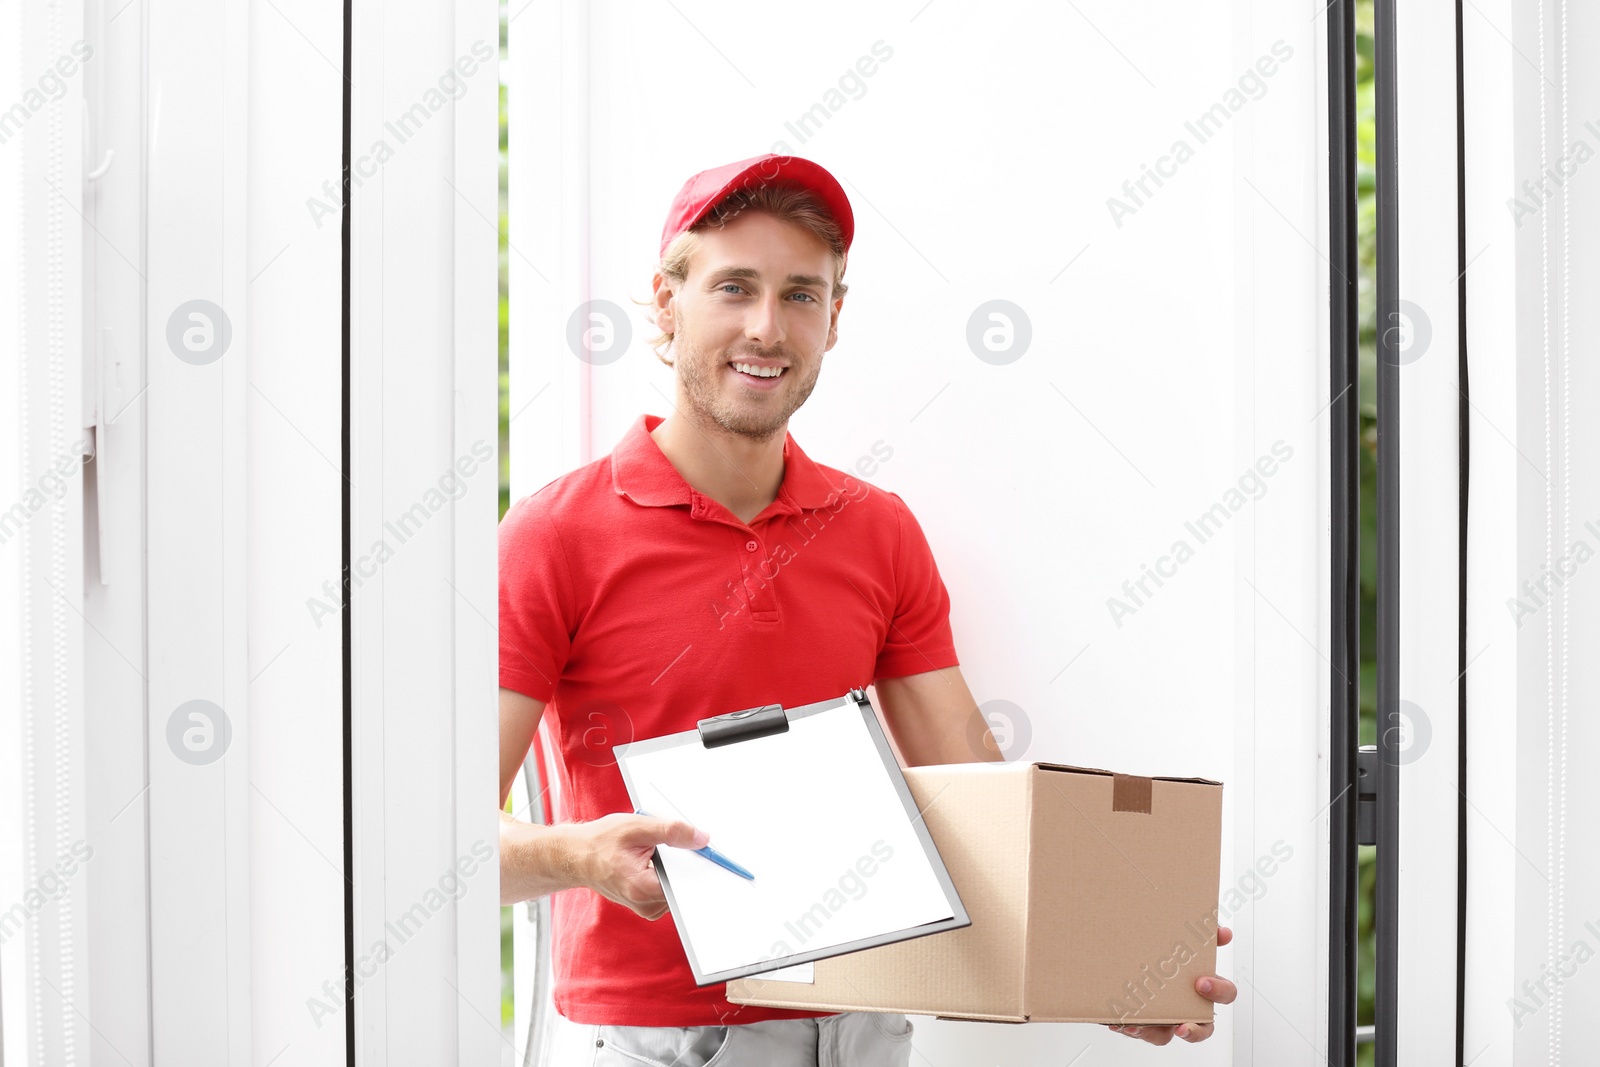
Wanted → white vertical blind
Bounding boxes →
[1506,0,1600,1063]
[9,2,90,1064]
[1461,1,1600,1064]
[0,7,22,1055]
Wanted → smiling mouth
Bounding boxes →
[729,361,787,382]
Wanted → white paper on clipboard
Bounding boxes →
[616,696,957,980]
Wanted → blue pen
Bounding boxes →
[635,808,755,881]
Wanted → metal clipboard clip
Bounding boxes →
[695,686,870,749]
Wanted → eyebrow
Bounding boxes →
[707,266,829,290]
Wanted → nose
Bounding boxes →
[744,292,787,348]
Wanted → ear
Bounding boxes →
[652,272,677,331]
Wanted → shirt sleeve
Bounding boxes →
[872,491,961,681]
[498,493,576,703]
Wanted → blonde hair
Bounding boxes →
[634,183,850,367]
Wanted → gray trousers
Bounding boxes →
[546,1009,916,1066]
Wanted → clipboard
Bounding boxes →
[612,688,971,986]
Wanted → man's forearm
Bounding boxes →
[899,722,1008,767]
[874,668,1006,767]
[500,811,588,905]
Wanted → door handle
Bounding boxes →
[82,326,127,585]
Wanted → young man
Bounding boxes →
[498,154,1234,1065]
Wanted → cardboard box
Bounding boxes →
[726,761,1223,1025]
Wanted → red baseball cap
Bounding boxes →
[658,153,855,259]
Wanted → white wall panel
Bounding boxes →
[509,1,1332,1060]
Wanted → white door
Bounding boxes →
[3,0,502,1063]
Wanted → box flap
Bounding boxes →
[1033,761,1223,787]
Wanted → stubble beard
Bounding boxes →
[673,330,822,444]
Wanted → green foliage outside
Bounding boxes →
[498,4,514,1040]
[493,1,1383,1049]
[1353,0,1381,1061]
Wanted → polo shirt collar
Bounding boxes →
[612,413,840,512]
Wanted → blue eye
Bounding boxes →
[716,283,819,302]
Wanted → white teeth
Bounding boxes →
[732,362,784,378]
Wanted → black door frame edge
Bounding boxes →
[1326,0,1361,1062]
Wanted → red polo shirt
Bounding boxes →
[498,412,961,1026]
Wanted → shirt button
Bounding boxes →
[745,539,759,552]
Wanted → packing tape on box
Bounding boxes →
[1111,773,1153,814]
